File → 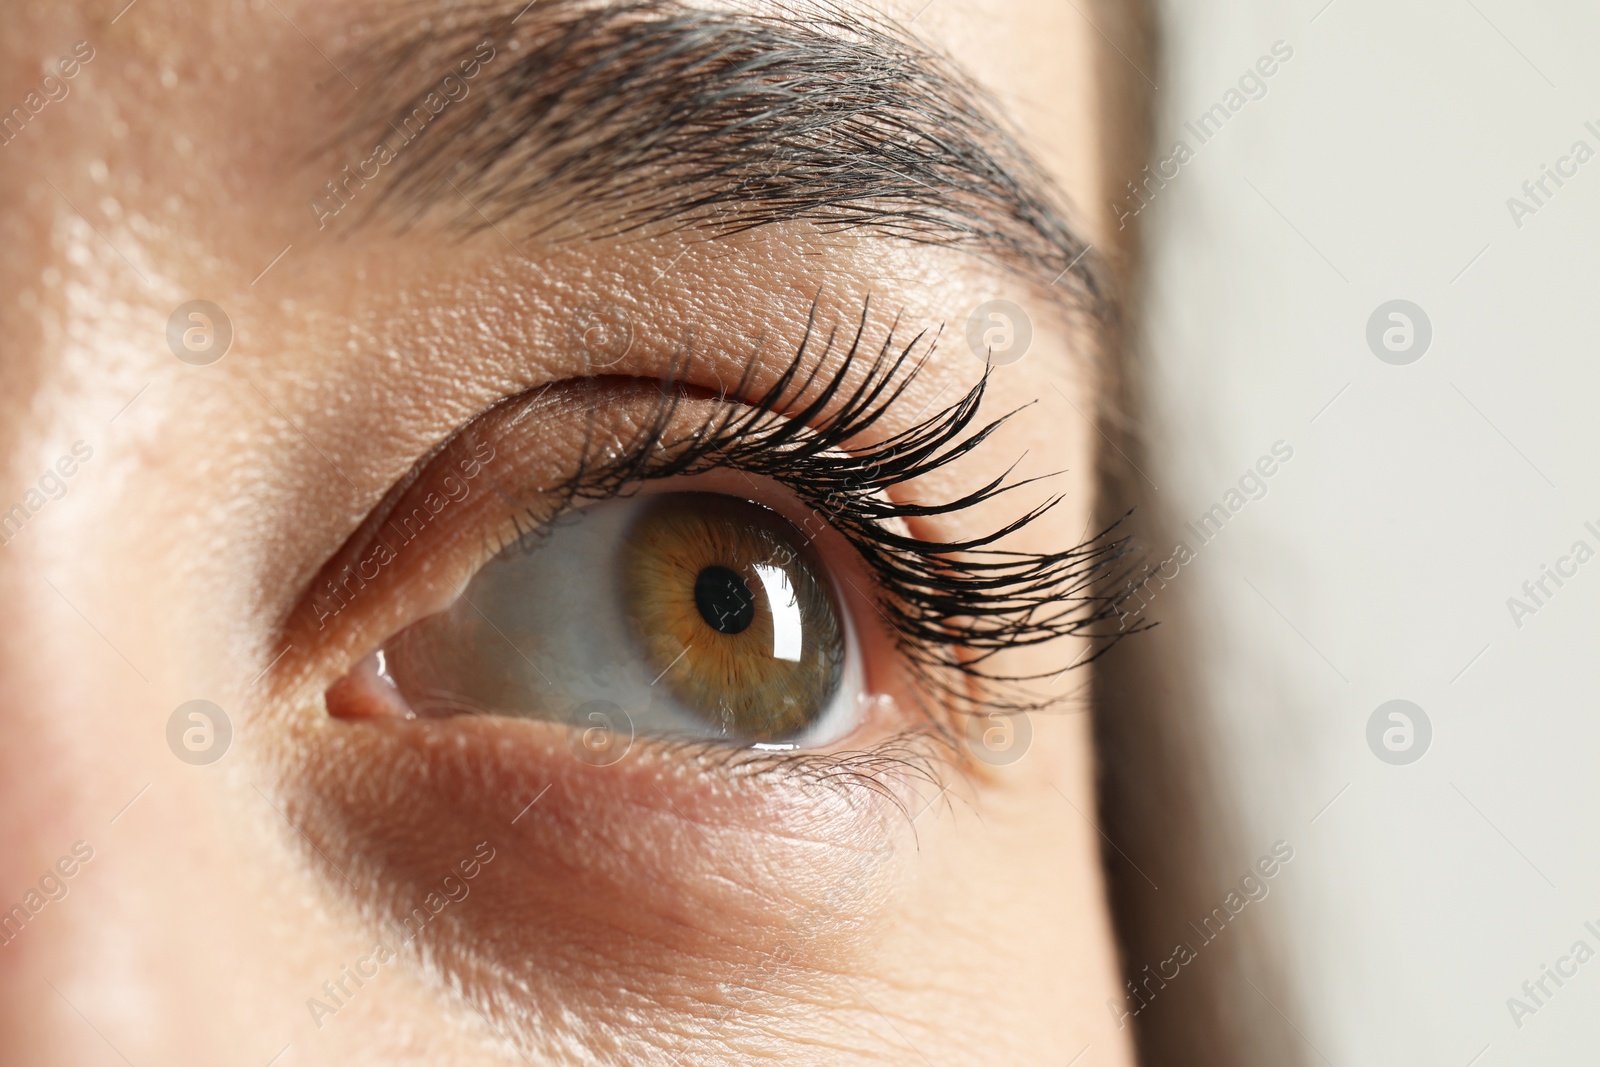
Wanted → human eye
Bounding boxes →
[311,312,1122,763]
[346,490,862,748]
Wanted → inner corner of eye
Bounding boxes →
[329,490,867,750]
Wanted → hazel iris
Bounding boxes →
[623,494,845,741]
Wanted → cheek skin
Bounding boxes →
[287,712,908,1053]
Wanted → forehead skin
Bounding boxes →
[0,1,1133,1065]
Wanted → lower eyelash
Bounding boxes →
[535,295,1141,721]
[643,724,956,812]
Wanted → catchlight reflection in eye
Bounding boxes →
[375,493,861,747]
[753,564,802,662]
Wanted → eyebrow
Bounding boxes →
[328,0,1102,305]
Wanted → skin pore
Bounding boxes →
[0,1,1137,1064]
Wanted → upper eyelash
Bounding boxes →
[523,296,1141,719]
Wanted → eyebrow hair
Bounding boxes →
[330,0,1103,308]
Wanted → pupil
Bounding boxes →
[694,565,756,635]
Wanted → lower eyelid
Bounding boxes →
[286,712,927,1024]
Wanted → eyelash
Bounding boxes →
[490,297,1134,729]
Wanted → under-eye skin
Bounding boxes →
[316,302,1131,759]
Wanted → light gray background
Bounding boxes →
[1139,1,1599,1063]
